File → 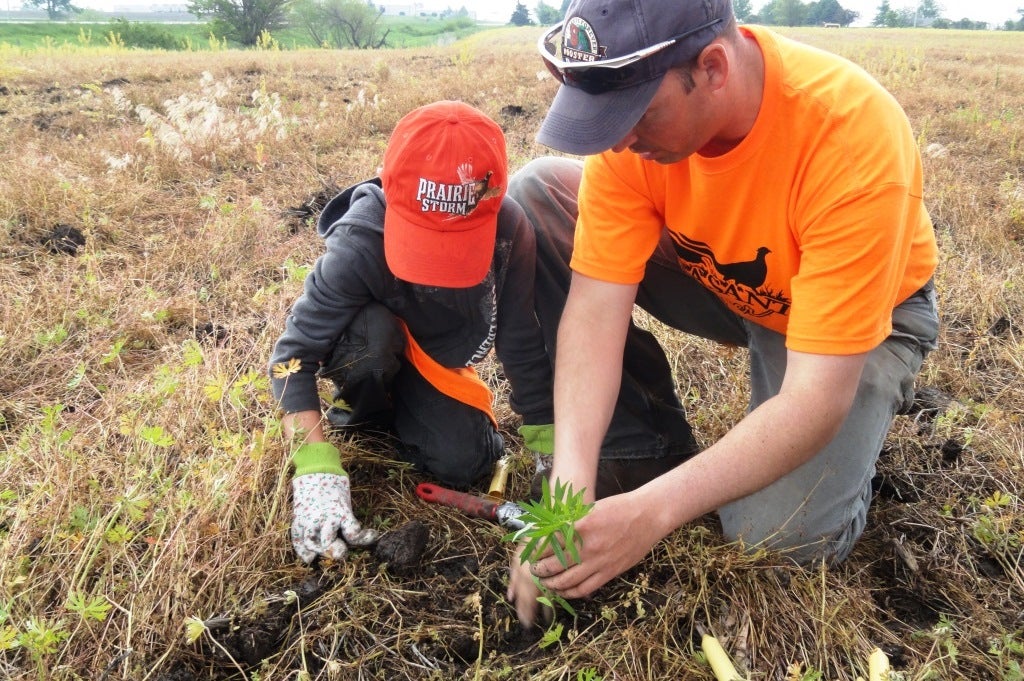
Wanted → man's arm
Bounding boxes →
[508,272,637,626]
[529,347,868,599]
[547,272,639,499]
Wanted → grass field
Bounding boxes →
[0,24,1022,681]
[0,14,488,50]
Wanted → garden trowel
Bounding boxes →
[415,482,527,531]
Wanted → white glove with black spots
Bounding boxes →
[289,442,378,563]
[291,473,379,562]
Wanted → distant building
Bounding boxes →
[110,3,190,11]
[379,3,426,16]
[377,3,475,18]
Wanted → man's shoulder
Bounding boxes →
[763,25,878,91]
[755,25,902,136]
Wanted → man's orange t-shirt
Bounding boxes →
[570,25,938,356]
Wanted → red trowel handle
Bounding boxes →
[415,482,499,522]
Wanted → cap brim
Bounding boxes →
[536,77,663,156]
[384,214,496,288]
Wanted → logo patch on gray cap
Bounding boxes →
[561,17,603,63]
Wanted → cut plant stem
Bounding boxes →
[701,634,743,680]
[868,647,890,681]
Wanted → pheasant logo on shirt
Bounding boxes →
[415,163,501,219]
[669,232,791,318]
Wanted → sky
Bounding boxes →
[448,0,1019,27]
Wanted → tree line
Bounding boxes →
[18,0,476,47]
[511,0,1024,30]
[19,0,1024,49]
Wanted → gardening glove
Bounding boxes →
[518,423,554,456]
[519,423,554,501]
[290,442,379,563]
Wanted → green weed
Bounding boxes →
[504,477,593,623]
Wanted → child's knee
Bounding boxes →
[419,431,503,490]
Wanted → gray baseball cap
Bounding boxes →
[536,0,732,155]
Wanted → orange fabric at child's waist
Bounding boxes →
[396,319,497,429]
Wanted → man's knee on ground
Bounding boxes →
[861,342,919,415]
[723,520,861,566]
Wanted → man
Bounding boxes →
[268,101,557,563]
[507,0,940,627]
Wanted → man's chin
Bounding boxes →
[631,148,686,164]
[647,153,686,165]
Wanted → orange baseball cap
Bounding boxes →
[382,101,508,288]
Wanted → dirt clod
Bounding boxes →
[40,223,85,255]
[374,519,430,572]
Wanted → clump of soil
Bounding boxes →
[374,519,430,573]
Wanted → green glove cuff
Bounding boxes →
[518,423,554,455]
[291,442,347,477]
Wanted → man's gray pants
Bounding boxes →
[509,157,939,564]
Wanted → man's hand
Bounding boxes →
[507,544,541,627]
[291,473,379,562]
[528,492,662,600]
[508,543,560,630]
[508,484,661,628]
[289,441,378,563]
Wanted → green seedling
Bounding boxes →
[503,477,593,620]
[65,591,111,622]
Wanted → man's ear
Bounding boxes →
[697,42,730,92]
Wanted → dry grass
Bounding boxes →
[1,26,1022,681]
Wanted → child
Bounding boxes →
[269,101,554,563]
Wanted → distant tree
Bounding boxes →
[510,2,533,25]
[23,0,80,20]
[775,0,808,25]
[841,7,859,24]
[895,7,915,26]
[948,17,986,29]
[752,0,777,24]
[732,0,754,21]
[807,0,849,25]
[437,6,470,19]
[806,0,825,23]
[747,0,856,27]
[329,0,387,47]
[534,0,561,24]
[188,0,290,45]
[917,0,941,20]
[1009,8,1024,29]
[292,0,388,48]
[872,0,898,26]
[292,0,328,44]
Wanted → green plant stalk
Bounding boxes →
[503,477,593,621]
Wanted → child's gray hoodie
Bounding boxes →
[269,179,553,425]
